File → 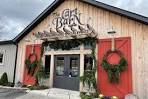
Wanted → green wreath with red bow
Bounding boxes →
[101,49,127,83]
[25,53,39,76]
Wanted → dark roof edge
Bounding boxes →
[13,0,65,43]
[13,0,148,43]
[0,40,15,45]
[82,0,148,24]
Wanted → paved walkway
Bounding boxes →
[0,88,27,99]
[0,87,81,99]
[15,93,58,99]
[27,88,81,99]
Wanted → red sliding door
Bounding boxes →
[23,44,41,85]
[97,37,132,99]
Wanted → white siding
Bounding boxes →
[0,44,16,82]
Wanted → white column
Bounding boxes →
[49,53,54,87]
[80,45,84,91]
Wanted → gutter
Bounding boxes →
[12,42,18,85]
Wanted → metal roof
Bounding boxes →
[0,40,14,45]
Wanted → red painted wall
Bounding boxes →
[97,37,132,99]
[23,44,41,85]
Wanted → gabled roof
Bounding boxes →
[13,0,148,43]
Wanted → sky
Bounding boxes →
[0,0,147,41]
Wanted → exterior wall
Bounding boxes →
[15,0,148,98]
[0,44,16,82]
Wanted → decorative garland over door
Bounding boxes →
[41,37,98,92]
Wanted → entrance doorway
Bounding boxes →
[53,55,80,91]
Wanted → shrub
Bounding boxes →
[0,72,8,86]
[80,92,93,99]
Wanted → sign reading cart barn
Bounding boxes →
[52,8,83,28]
[34,8,97,40]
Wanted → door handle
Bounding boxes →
[63,70,68,75]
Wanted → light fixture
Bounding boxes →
[107,30,116,34]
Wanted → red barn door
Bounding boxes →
[23,44,41,85]
[97,37,132,99]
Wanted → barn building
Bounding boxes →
[13,0,148,98]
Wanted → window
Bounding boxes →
[70,57,79,77]
[45,55,51,74]
[56,57,64,76]
[84,55,93,70]
[0,52,4,65]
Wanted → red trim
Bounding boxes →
[23,44,41,85]
[97,37,132,99]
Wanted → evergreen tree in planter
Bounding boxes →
[0,72,8,86]
[34,59,49,86]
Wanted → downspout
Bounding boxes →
[13,42,18,85]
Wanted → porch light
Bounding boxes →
[107,30,116,34]
[107,26,116,34]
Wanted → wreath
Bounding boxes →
[101,49,127,83]
[25,53,39,76]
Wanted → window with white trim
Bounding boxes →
[0,52,4,64]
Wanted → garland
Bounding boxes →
[25,53,39,76]
[41,37,98,91]
[41,37,97,56]
[80,38,98,98]
[102,49,127,83]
